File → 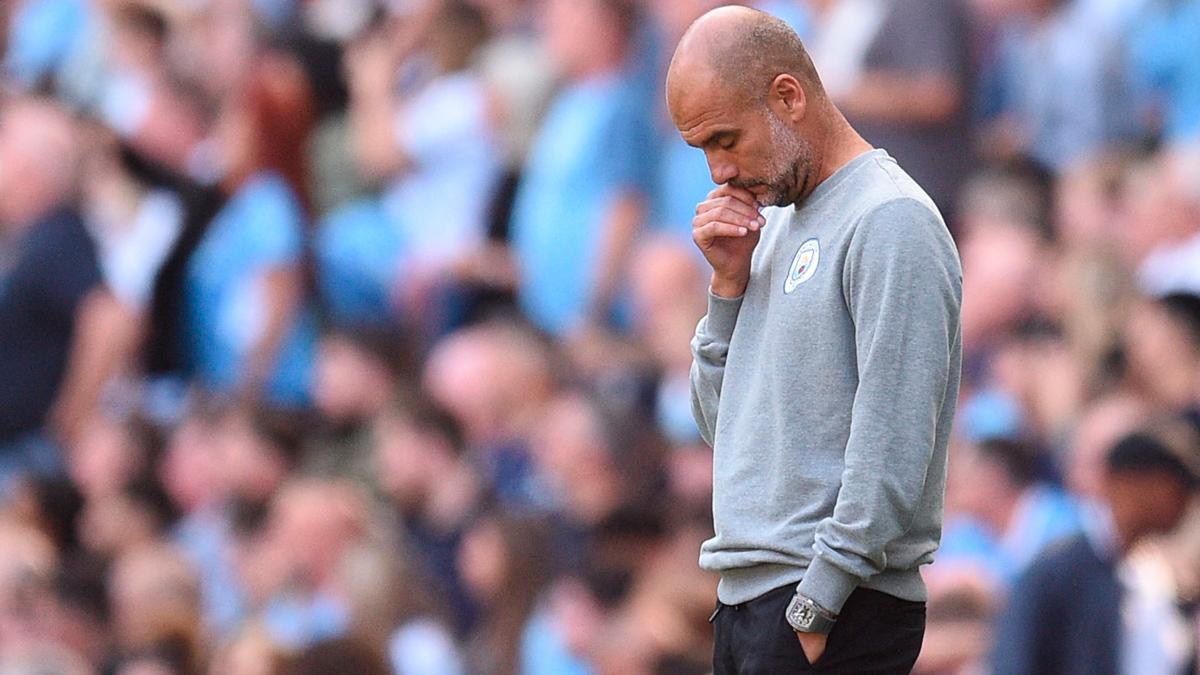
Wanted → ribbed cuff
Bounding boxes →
[796,554,860,615]
[703,287,745,343]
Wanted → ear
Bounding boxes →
[769,73,807,122]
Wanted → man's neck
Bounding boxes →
[793,106,874,206]
[817,111,875,185]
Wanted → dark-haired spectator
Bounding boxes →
[940,438,1083,585]
[161,405,245,640]
[1124,292,1200,416]
[305,327,416,479]
[250,479,370,650]
[422,320,556,508]
[164,404,304,642]
[991,425,1200,675]
[282,636,389,675]
[313,330,412,430]
[78,476,177,560]
[1064,392,1150,501]
[458,512,554,675]
[374,391,481,634]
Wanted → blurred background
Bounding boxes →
[0,0,1199,673]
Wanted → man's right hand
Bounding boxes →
[692,184,764,298]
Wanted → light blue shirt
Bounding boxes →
[1128,0,1200,141]
[383,72,501,268]
[753,0,812,37]
[510,73,655,335]
[185,172,317,406]
[994,3,1137,169]
[521,607,593,675]
[316,197,405,328]
[3,0,88,87]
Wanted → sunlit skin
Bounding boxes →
[670,66,814,208]
[665,5,876,661]
[666,6,873,302]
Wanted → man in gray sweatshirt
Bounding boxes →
[667,7,963,673]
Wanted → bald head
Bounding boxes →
[667,5,823,111]
[0,97,80,228]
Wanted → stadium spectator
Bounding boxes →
[508,0,655,336]
[940,438,1083,585]
[991,426,1200,675]
[3,2,1200,672]
[1128,0,1200,142]
[183,55,319,410]
[836,0,976,219]
[338,1,503,336]
[457,511,553,675]
[979,0,1137,170]
[0,98,106,488]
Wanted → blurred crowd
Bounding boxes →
[1,0,1199,673]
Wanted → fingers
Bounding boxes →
[694,203,765,232]
[699,192,758,216]
[707,184,759,208]
[692,220,751,246]
[696,185,764,230]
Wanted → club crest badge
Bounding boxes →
[784,238,820,294]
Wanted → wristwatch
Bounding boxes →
[785,593,837,634]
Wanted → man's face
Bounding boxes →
[1108,471,1194,539]
[1140,475,1193,534]
[670,78,814,207]
[542,0,615,77]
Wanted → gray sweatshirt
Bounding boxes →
[691,149,962,614]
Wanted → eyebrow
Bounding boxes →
[686,129,736,150]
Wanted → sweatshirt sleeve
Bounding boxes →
[689,288,745,447]
[797,197,962,614]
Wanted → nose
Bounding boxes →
[707,153,738,185]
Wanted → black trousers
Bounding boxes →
[711,584,926,674]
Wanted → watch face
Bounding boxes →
[797,604,815,626]
[789,599,815,628]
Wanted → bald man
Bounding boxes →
[0,97,103,487]
[669,8,962,673]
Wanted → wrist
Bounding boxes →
[710,273,748,298]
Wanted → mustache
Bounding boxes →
[728,178,766,189]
